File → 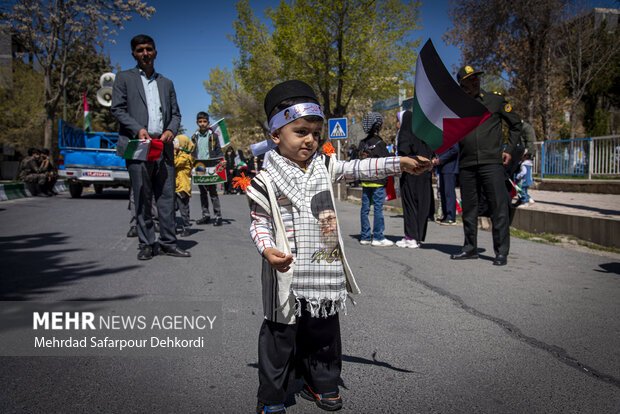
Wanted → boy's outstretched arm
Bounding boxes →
[263,248,294,272]
[400,155,432,175]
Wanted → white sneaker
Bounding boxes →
[359,239,372,245]
[528,198,535,204]
[371,238,394,247]
[396,238,419,248]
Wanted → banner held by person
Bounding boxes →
[192,159,227,185]
[210,118,230,149]
[412,39,491,154]
[122,139,163,161]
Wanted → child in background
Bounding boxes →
[246,80,430,414]
[516,152,534,205]
[173,135,195,236]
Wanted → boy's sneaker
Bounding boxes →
[371,238,394,247]
[359,239,372,245]
[180,228,191,237]
[528,198,535,204]
[439,219,457,226]
[396,238,418,248]
[213,217,223,226]
[256,402,285,413]
[300,384,342,411]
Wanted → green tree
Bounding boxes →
[206,0,422,140]
[0,59,46,153]
[268,0,421,119]
[554,7,620,138]
[1,0,154,149]
[445,0,565,139]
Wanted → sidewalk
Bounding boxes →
[0,180,67,201]
[519,189,619,220]
[342,184,620,249]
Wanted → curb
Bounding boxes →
[0,180,68,201]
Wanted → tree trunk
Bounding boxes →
[44,108,54,150]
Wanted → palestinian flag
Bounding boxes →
[412,40,491,154]
[83,92,92,132]
[122,139,164,161]
[210,118,230,148]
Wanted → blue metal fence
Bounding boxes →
[540,138,590,177]
[535,136,620,178]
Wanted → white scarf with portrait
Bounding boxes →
[266,150,347,317]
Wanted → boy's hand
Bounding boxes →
[263,248,294,272]
[400,156,432,175]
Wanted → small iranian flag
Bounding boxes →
[83,92,92,132]
[412,40,491,154]
[122,139,164,161]
[210,118,230,148]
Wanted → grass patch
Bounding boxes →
[511,228,620,254]
[510,228,560,244]
[572,238,620,254]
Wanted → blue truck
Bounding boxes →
[57,120,130,198]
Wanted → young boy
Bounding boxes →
[173,135,195,236]
[246,80,429,414]
[191,111,225,226]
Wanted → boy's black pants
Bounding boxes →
[257,305,342,405]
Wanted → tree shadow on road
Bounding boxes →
[595,262,620,275]
[0,232,140,301]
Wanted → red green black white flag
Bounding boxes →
[122,139,164,161]
[83,92,92,132]
[412,40,491,154]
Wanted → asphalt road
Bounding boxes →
[0,188,619,413]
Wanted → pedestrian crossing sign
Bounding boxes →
[328,118,348,139]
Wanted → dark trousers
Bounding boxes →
[439,173,457,221]
[175,192,190,228]
[400,171,433,241]
[198,184,221,218]
[126,157,176,249]
[257,307,342,405]
[459,164,510,256]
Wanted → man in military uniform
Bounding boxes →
[450,65,522,266]
[18,148,50,196]
[520,120,536,155]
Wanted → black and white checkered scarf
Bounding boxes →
[267,150,347,317]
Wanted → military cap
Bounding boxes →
[457,65,484,83]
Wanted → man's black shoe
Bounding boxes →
[137,246,153,261]
[127,225,138,238]
[196,216,210,225]
[213,217,223,226]
[159,245,191,257]
[493,254,507,266]
[450,251,479,260]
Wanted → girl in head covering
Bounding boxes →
[173,134,195,236]
[395,110,435,248]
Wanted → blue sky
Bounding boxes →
[104,0,460,128]
[103,0,617,129]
